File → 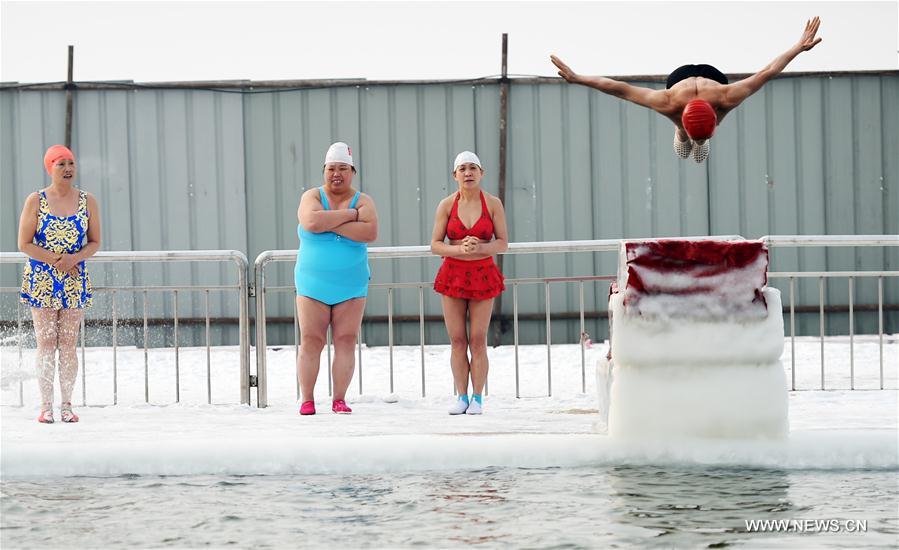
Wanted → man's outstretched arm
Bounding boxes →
[550,55,670,112]
[723,16,822,109]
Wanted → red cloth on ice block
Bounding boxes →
[621,239,769,319]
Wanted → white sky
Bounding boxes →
[1,0,897,84]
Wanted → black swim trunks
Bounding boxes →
[666,65,728,89]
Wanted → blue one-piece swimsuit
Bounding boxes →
[295,187,370,305]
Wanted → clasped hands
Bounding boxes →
[50,253,81,277]
[459,236,481,255]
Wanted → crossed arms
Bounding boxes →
[298,187,379,243]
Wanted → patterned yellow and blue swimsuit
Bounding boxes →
[20,190,93,309]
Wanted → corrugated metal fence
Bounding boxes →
[2,73,897,345]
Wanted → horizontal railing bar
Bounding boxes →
[255,240,617,264]
[502,275,617,285]
[1,317,245,329]
[5,302,895,331]
[763,235,899,247]
[787,303,899,314]
[769,271,899,278]
[3,236,893,269]
[1,285,238,293]
[259,272,896,296]
[263,311,613,325]
[7,272,892,294]
[252,236,743,266]
[14,313,895,335]
[263,275,617,293]
[67,302,889,332]
[257,303,899,325]
[94,285,238,292]
[0,250,249,264]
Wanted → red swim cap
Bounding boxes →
[43,144,75,174]
[681,99,717,140]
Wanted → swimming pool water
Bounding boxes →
[2,465,896,548]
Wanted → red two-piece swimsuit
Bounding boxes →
[434,191,506,300]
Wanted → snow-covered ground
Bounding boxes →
[1,338,896,478]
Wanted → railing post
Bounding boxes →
[848,277,854,390]
[236,253,251,407]
[205,289,211,405]
[789,277,795,391]
[294,295,300,402]
[357,330,363,395]
[254,254,269,408]
[579,281,586,394]
[80,314,86,406]
[112,289,118,405]
[545,282,552,397]
[419,285,426,398]
[819,277,825,390]
[327,327,333,397]
[513,283,520,399]
[143,289,149,403]
[878,276,884,390]
[174,290,180,403]
[17,299,23,407]
[388,287,394,395]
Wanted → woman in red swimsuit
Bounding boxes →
[430,151,508,415]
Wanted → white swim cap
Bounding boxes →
[453,151,482,172]
[324,142,354,167]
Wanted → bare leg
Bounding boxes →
[56,308,83,405]
[442,296,471,396]
[330,298,366,401]
[297,296,331,403]
[467,298,495,395]
[31,308,59,409]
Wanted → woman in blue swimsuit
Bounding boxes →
[295,142,378,415]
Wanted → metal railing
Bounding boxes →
[3,235,896,409]
[256,240,623,406]
[771,271,895,391]
[255,235,897,407]
[254,237,750,407]
[763,232,899,391]
[0,250,251,406]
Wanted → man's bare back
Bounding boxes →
[661,78,734,131]
[550,17,822,162]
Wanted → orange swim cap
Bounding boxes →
[43,144,75,174]
[681,100,717,140]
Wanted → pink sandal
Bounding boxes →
[60,403,79,423]
[332,400,352,414]
[37,408,54,424]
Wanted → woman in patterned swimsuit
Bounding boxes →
[431,151,508,415]
[18,145,101,424]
